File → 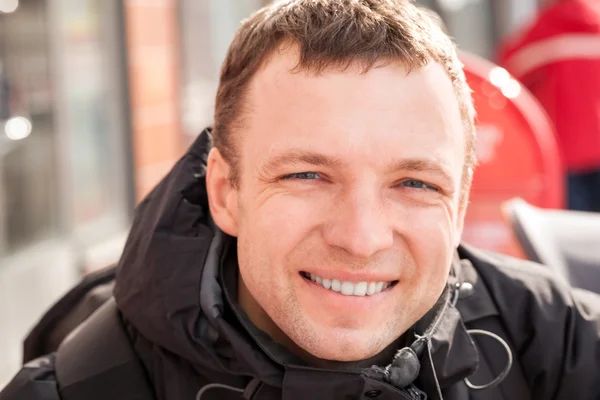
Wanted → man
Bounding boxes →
[498,0,600,212]
[2,1,600,399]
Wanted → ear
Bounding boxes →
[206,148,239,237]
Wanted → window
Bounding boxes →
[0,0,60,255]
[0,0,131,258]
[178,0,265,142]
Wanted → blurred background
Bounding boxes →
[1,0,598,387]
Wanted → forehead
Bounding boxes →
[241,47,465,175]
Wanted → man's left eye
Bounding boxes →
[281,172,322,180]
[399,179,437,191]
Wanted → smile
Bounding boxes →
[300,272,397,296]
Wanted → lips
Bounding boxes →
[300,272,396,296]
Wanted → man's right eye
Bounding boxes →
[281,172,322,180]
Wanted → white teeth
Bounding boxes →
[341,282,354,295]
[367,282,377,295]
[353,282,368,296]
[306,273,392,296]
[331,279,341,292]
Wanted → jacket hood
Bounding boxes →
[114,130,283,386]
[113,130,482,399]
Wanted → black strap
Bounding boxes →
[23,265,117,363]
[55,298,156,400]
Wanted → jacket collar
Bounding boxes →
[410,256,481,397]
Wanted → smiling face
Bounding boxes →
[206,46,468,363]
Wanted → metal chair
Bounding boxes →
[503,198,600,294]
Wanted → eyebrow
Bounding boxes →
[259,150,343,175]
[387,158,456,188]
[260,150,455,187]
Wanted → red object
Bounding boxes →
[459,51,564,257]
[497,0,600,172]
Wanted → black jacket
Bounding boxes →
[3,131,600,400]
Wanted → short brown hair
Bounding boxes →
[213,0,476,188]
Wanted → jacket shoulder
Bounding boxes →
[460,244,600,400]
[0,355,60,400]
[460,243,577,298]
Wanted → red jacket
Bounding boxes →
[498,0,600,172]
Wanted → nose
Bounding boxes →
[323,188,394,259]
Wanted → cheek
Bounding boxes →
[237,230,288,311]
[398,206,456,280]
[236,194,321,285]
[244,193,326,252]
[235,195,319,325]
[393,207,455,324]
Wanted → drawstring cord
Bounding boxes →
[418,283,514,399]
[425,337,445,400]
[463,329,513,391]
[196,378,262,400]
[196,383,244,400]
[452,282,513,391]
[408,285,454,400]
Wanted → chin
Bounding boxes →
[318,349,375,362]
[299,327,387,362]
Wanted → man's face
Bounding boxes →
[209,48,467,362]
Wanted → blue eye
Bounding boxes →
[282,172,322,180]
[400,179,437,191]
